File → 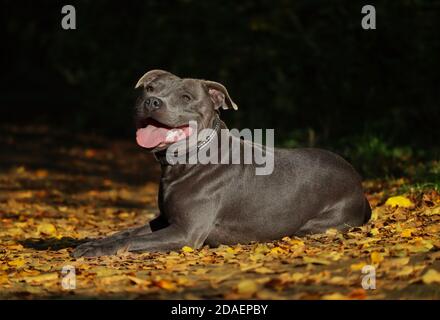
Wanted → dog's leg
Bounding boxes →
[72,224,208,258]
[86,224,153,245]
[79,215,169,248]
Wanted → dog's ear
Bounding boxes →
[203,80,238,110]
[135,70,171,89]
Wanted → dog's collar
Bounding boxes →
[153,115,221,166]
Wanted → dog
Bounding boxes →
[72,69,371,257]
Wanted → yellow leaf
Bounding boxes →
[321,251,343,261]
[5,227,24,237]
[78,264,91,270]
[254,244,270,254]
[0,275,9,285]
[6,244,23,251]
[396,266,414,277]
[118,212,132,219]
[23,272,58,283]
[424,205,440,216]
[225,247,236,254]
[236,279,258,295]
[385,196,414,208]
[370,228,380,236]
[37,223,57,236]
[371,208,380,221]
[94,267,119,277]
[370,252,384,264]
[154,279,177,291]
[239,263,263,272]
[290,273,305,282]
[192,268,209,275]
[383,257,410,268]
[176,277,191,286]
[269,247,288,255]
[426,224,440,233]
[327,276,349,285]
[254,267,275,274]
[222,246,241,254]
[289,239,305,247]
[15,191,33,199]
[322,293,348,300]
[98,275,128,286]
[422,269,440,284]
[303,256,331,265]
[8,259,26,268]
[16,166,26,174]
[325,228,339,236]
[400,229,415,238]
[350,262,366,271]
[127,276,151,286]
[36,264,52,272]
[408,238,434,253]
[181,246,194,253]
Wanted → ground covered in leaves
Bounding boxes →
[1,125,440,299]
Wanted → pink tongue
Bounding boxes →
[136,125,192,149]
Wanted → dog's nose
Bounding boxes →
[144,97,162,111]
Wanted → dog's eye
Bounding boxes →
[182,94,191,102]
[146,85,154,92]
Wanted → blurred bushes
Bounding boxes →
[340,135,413,177]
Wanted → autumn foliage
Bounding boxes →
[1,126,439,299]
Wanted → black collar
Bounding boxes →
[153,115,221,166]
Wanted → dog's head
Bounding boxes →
[134,70,237,152]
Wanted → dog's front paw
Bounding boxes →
[71,240,128,258]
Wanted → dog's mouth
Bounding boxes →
[136,118,194,149]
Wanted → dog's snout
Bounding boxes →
[144,97,162,111]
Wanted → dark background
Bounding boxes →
[1,0,439,177]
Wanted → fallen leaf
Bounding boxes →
[396,266,414,277]
[254,267,275,274]
[0,275,9,285]
[382,257,410,268]
[269,247,288,255]
[35,169,48,178]
[181,246,194,253]
[254,244,270,254]
[371,252,384,264]
[385,196,414,208]
[400,229,415,238]
[154,279,177,291]
[303,256,331,265]
[348,288,367,300]
[192,268,209,275]
[350,262,367,271]
[8,259,26,268]
[37,223,57,236]
[423,205,440,216]
[321,292,348,300]
[422,269,440,284]
[23,272,58,283]
[236,279,258,295]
